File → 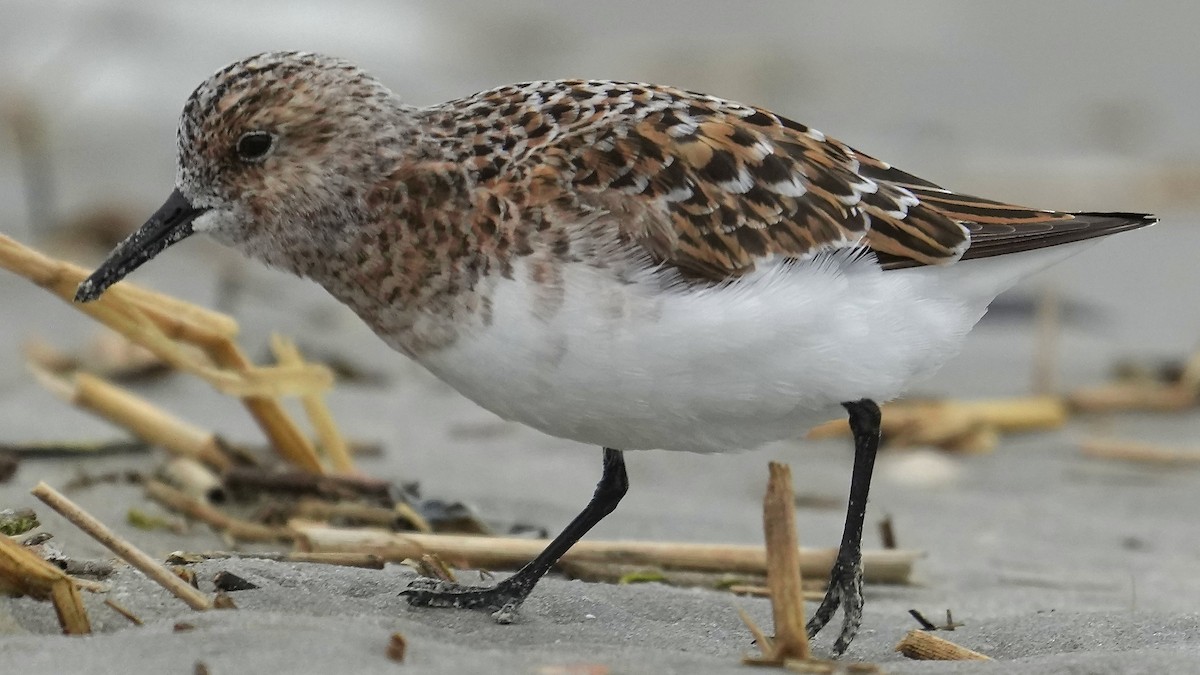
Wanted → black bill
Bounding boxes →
[74,189,207,303]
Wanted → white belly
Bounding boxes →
[413,244,1089,453]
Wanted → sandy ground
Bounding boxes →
[0,206,1198,674]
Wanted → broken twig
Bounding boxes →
[104,597,144,626]
[161,457,227,503]
[895,629,990,661]
[1081,438,1200,466]
[165,549,385,570]
[224,467,393,504]
[0,234,330,473]
[807,396,1066,452]
[0,439,148,458]
[32,481,212,610]
[291,521,917,582]
[271,334,355,473]
[0,531,91,633]
[31,367,234,472]
[144,480,294,543]
[1068,382,1195,414]
[907,609,937,630]
[742,462,811,664]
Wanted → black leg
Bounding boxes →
[401,447,628,622]
[806,399,881,656]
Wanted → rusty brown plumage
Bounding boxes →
[404,78,1144,283]
[159,55,1152,356]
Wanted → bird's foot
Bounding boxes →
[806,553,864,656]
[400,576,531,624]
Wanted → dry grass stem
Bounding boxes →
[32,481,212,610]
[895,629,990,661]
[291,521,917,582]
[878,515,897,550]
[1081,438,1200,465]
[757,462,811,662]
[271,334,355,473]
[0,233,237,337]
[0,234,327,397]
[104,597,144,625]
[31,367,234,472]
[0,439,148,458]
[71,577,109,593]
[561,562,773,590]
[48,579,92,634]
[739,464,876,672]
[807,396,1066,452]
[200,340,325,473]
[736,606,775,663]
[1067,382,1195,413]
[161,457,227,503]
[408,553,457,582]
[0,234,331,473]
[223,467,393,503]
[292,497,407,530]
[24,332,167,380]
[167,550,385,569]
[0,532,91,633]
[22,339,77,373]
[285,551,386,568]
[144,480,294,543]
[392,501,434,534]
[907,609,938,630]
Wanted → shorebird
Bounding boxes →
[76,52,1154,655]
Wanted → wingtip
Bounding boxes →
[1074,211,1158,225]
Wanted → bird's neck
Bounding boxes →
[287,151,493,357]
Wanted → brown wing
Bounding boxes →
[561,99,971,280]
[851,160,1157,269]
[532,86,1152,278]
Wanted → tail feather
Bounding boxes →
[957,211,1156,262]
[878,211,1156,270]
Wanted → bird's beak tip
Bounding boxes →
[76,189,205,301]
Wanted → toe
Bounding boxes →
[491,601,520,624]
[401,577,452,594]
[805,585,841,639]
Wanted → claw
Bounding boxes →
[491,601,519,624]
[400,577,457,597]
[400,575,527,622]
[805,555,864,656]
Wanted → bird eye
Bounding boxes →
[236,131,274,161]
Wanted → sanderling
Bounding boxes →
[76,52,1154,655]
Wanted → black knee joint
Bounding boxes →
[842,399,881,432]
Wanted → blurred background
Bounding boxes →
[0,1,1197,531]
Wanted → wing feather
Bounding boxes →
[461,81,1153,279]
